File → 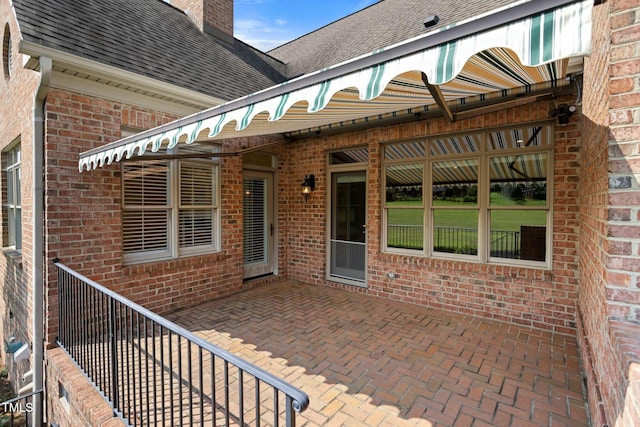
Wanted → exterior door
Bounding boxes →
[243,171,274,279]
[329,170,367,284]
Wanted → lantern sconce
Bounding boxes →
[550,103,577,126]
[301,174,315,201]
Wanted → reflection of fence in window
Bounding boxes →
[388,225,521,259]
[388,225,423,250]
[489,230,520,259]
[433,226,478,255]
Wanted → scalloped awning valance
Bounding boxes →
[79,0,592,172]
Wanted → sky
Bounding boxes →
[234,0,378,51]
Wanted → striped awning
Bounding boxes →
[79,0,592,172]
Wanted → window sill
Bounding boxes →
[122,251,230,274]
[378,250,553,276]
[2,247,22,269]
[122,245,222,266]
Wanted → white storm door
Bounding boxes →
[329,170,367,284]
[243,171,274,279]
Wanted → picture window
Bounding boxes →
[383,123,552,267]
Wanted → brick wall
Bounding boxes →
[284,99,582,336]
[46,347,126,427]
[578,0,640,425]
[285,140,327,282]
[0,1,40,395]
[43,89,247,344]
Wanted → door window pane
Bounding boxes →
[243,177,267,264]
[329,148,368,164]
[333,174,366,242]
[243,152,275,169]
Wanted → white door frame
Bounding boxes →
[243,170,276,279]
[326,165,368,287]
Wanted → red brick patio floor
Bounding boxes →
[168,280,588,426]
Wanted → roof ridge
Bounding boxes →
[267,0,384,53]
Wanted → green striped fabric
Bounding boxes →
[79,0,592,172]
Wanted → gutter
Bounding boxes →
[80,0,584,158]
[31,55,51,427]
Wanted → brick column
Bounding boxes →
[605,1,640,423]
[579,0,640,425]
[606,0,640,321]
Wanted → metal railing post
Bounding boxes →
[109,296,119,413]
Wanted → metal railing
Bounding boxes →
[388,225,520,258]
[0,389,43,426]
[387,225,424,250]
[489,229,520,259]
[53,259,309,426]
[433,226,478,255]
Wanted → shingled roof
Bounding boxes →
[269,0,521,78]
[12,0,287,101]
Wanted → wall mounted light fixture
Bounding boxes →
[550,103,577,125]
[301,174,315,201]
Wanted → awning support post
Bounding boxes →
[422,72,455,122]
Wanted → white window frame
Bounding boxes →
[5,143,21,251]
[382,121,554,269]
[122,146,220,265]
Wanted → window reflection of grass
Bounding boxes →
[387,193,547,251]
[387,206,423,249]
[388,194,546,232]
[387,203,422,224]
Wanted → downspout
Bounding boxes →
[32,55,51,426]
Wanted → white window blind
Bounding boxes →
[122,161,170,258]
[179,161,217,249]
[243,177,266,264]
[122,144,220,264]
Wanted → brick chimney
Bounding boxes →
[171,0,234,43]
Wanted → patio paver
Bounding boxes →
[168,280,588,426]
